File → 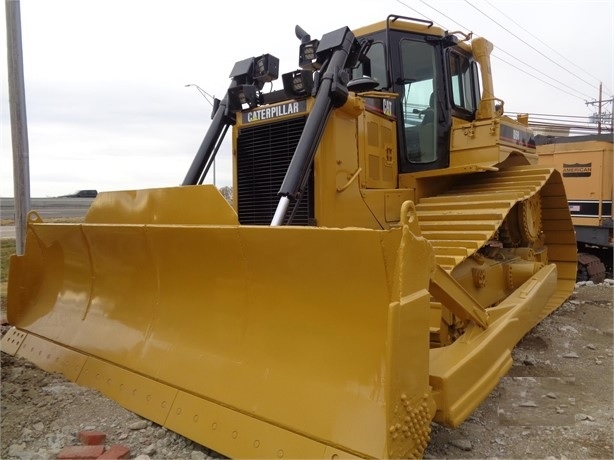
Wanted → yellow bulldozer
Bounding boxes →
[2,15,576,459]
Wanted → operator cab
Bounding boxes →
[352,15,482,174]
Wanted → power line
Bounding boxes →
[508,111,599,119]
[484,0,604,87]
[394,0,432,22]
[493,53,586,101]
[492,50,594,100]
[506,111,613,134]
[414,0,471,31]
[395,0,603,105]
[463,0,599,90]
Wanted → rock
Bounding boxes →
[134,456,151,460]
[21,427,34,439]
[523,355,537,366]
[33,422,45,432]
[562,352,579,358]
[585,343,597,350]
[575,413,595,421]
[128,420,149,431]
[519,401,538,407]
[156,437,170,448]
[154,428,168,439]
[545,392,557,399]
[191,451,207,460]
[45,433,67,450]
[449,438,472,451]
[8,443,27,457]
[143,443,157,456]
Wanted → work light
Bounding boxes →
[282,70,314,99]
[299,39,321,70]
[228,84,259,112]
[253,54,279,84]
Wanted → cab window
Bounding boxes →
[399,39,438,164]
[448,51,479,118]
[352,41,387,89]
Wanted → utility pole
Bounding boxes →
[598,82,602,134]
[586,82,614,134]
[5,0,31,255]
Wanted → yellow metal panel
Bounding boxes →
[165,391,357,459]
[384,221,436,457]
[538,141,612,205]
[15,333,86,382]
[86,185,238,225]
[543,230,579,244]
[77,357,177,426]
[572,216,604,227]
[361,109,398,189]
[0,327,26,355]
[315,109,384,229]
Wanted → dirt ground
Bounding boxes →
[1,281,612,459]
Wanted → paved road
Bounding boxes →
[1,198,94,239]
[0,197,94,220]
[1,226,16,239]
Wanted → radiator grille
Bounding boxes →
[236,116,313,225]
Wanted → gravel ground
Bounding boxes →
[1,281,612,459]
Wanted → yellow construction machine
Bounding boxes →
[2,15,576,459]
[537,133,613,282]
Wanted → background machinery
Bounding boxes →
[2,15,576,459]
[537,133,613,282]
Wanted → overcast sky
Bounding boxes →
[1,0,612,197]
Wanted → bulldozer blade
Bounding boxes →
[2,187,437,459]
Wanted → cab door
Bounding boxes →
[390,33,451,173]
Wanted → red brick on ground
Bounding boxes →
[97,444,131,459]
[57,445,105,459]
[78,430,107,446]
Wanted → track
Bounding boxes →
[415,165,577,317]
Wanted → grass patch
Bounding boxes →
[1,239,15,283]
[1,238,16,316]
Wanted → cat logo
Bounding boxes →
[243,100,307,123]
[562,162,591,178]
[382,98,392,116]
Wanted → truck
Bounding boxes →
[537,133,613,283]
[1,15,576,458]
